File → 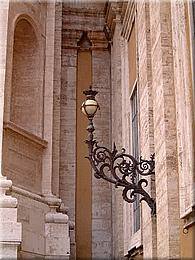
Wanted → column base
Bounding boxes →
[0,176,22,259]
[44,196,70,259]
[0,242,20,259]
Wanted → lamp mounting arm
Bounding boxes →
[82,86,156,216]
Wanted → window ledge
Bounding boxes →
[128,228,142,253]
[182,206,195,234]
[3,121,47,149]
[126,245,143,259]
[181,204,195,219]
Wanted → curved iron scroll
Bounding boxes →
[85,119,156,215]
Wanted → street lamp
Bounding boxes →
[81,86,156,215]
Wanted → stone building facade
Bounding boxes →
[0,0,194,259]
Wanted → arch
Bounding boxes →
[10,17,43,137]
[13,13,41,42]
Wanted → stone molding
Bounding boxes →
[11,186,71,214]
[3,121,47,149]
[45,208,69,224]
[11,185,50,205]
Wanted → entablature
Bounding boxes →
[104,1,136,42]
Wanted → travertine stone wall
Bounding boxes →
[149,2,180,258]
[136,2,157,258]
[92,49,112,259]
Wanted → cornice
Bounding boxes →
[62,1,106,17]
[121,0,136,41]
[104,2,124,41]
[62,8,105,18]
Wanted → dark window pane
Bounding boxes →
[131,87,140,233]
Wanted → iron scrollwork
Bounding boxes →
[82,87,156,216]
[85,119,156,216]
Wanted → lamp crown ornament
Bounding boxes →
[83,85,98,100]
[81,86,156,216]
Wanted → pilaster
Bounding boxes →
[91,45,112,260]
[60,19,77,260]
[171,1,195,258]
[137,2,157,258]
[110,12,125,259]
[43,3,71,259]
[149,1,180,258]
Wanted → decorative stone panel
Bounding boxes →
[3,121,47,195]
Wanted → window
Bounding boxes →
[128,19,140,233]
[130,87,140,233]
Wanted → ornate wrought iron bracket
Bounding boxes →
[82,87,156,216]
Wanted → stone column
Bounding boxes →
[137,2,157,258]
[60,29,78,259]
[0,1,22,258]
[42,1,56,197]
[52,1,62,198]
[43,3,70,258]
[149,1,180,258]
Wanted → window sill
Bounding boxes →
[128,228,142,252]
